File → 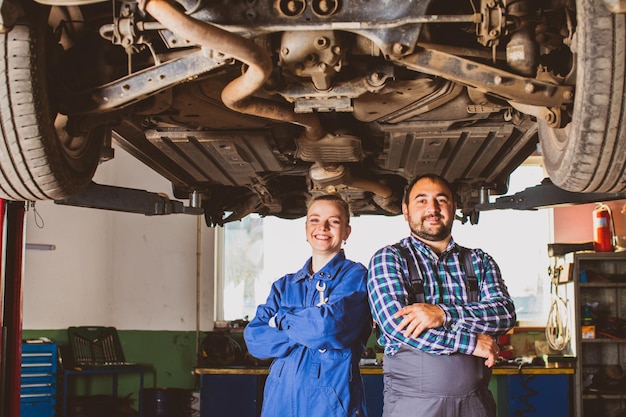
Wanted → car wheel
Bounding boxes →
[0,11,103,202]
[538,0,626,193]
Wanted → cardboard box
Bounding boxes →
[582,325,596,339]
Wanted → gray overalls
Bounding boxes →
[382,244,497,417]
[382,346,496,417]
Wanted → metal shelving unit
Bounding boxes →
[570,252,626,417]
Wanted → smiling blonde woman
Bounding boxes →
[244,193,372,417]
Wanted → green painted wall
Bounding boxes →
[23,329,201,412]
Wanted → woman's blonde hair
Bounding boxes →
[307,193,351,224]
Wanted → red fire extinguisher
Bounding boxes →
[593,203,615,252]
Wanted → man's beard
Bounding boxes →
[409,215,452,242]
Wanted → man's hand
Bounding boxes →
[472,333,499,368]
[393,303,445,338]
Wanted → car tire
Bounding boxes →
[0,11,103,202]
[538,0,626,193]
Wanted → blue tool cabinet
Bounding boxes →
[20,341,58,417]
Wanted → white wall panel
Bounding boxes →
[22,145,215,331]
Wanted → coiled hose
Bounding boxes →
[545,265,571,351]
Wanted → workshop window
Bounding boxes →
[217,165,551,326]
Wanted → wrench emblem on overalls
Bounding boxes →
[316,280,328,306]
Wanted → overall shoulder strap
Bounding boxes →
[393,243,425,304]
[458,246,479,302]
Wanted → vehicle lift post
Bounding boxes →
[0,199,26,417]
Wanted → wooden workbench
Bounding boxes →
[194,365,575,375]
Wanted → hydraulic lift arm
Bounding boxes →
[55,178,626,220]
[475,179,626,212]
[55,182,203,216]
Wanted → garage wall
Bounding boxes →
[554,200,626,243]
[22,145,216,331]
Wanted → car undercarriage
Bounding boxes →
[0,0,625,225]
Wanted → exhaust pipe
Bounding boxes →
[141,0,399,212]
[141,0,325,141]
[309,163,400,213]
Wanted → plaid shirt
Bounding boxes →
[367,235,516,356]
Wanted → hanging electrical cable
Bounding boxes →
[545,262,571,351]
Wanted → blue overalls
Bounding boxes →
[244,250,371,417]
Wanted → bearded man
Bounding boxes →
[367,174,516,417]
